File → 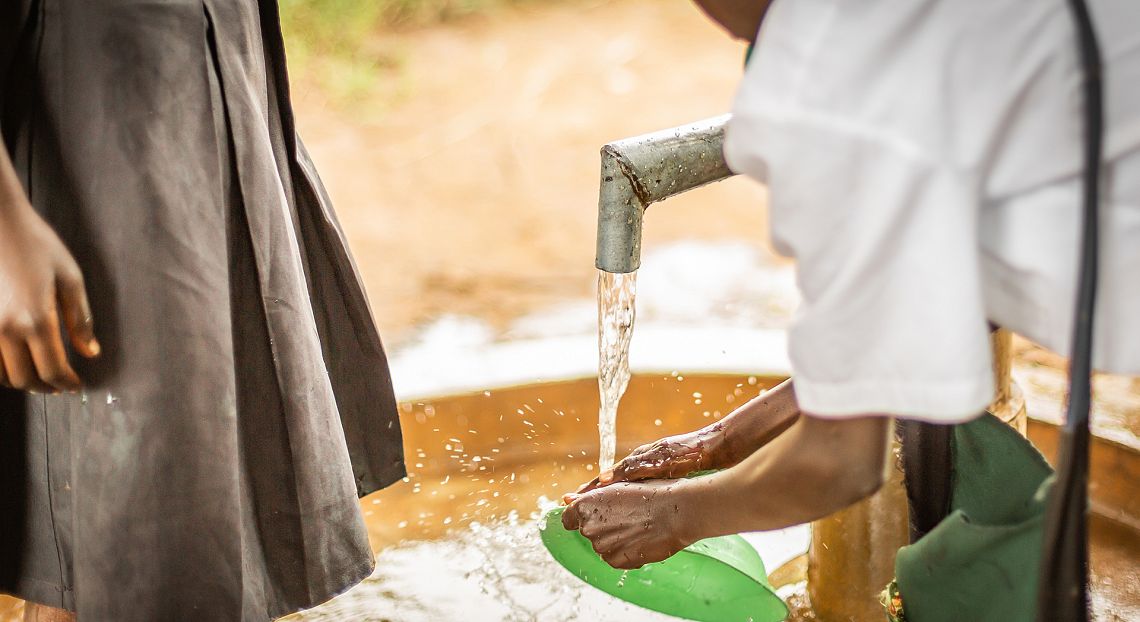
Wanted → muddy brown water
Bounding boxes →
[2,373,1136,620]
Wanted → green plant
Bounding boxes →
[278,0,542,107]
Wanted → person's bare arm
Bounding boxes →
[563,413,890,569]
[572,380,800,498]
[691,0,775,42]
[678,414,889,535]
[0,145,100,392]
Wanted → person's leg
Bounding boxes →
[23,603,75,622]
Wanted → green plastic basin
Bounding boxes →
[540,507,788,622]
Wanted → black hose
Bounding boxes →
[1036,0,1103,619]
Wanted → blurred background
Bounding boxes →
[281,0,1137,434]
[282,0,772,343]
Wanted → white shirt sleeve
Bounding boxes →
[727,110,995,423]
[726,0,1140,422]
[725,0,1001,423]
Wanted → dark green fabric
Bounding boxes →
[895,414,1055,622]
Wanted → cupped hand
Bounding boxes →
[0,206,100,393]
[561,479,698,569]
[572,427,727,498]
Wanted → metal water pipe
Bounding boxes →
[595,115,733,274]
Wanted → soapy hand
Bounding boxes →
[571,427,728,498]
[562,479,698,569]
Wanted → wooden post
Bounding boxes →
[988,328,1028,436]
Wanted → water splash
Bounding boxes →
[288,506,682,622]
[597,270,637,471]
[616,570,629,588]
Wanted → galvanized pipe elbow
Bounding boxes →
[594,115,736,274]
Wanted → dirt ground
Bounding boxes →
[290,0,771,345]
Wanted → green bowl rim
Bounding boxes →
[541,506,788,620]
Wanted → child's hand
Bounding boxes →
[561,479,697,569]
[569,427,728,500]
[566,380,800,502]
[0,193,100,393]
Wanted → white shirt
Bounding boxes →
[724,0,1140,423]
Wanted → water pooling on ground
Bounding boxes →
[295,508,685,622]
[283,375,792,622]
[597,270,637,470]
[275,375,1140,622]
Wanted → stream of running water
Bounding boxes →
[597,270,637,471]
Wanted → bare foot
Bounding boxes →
[23,603,76,622]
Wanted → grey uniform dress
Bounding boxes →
[0,1,406,619]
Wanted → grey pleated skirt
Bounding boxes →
[0,1,405,620]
